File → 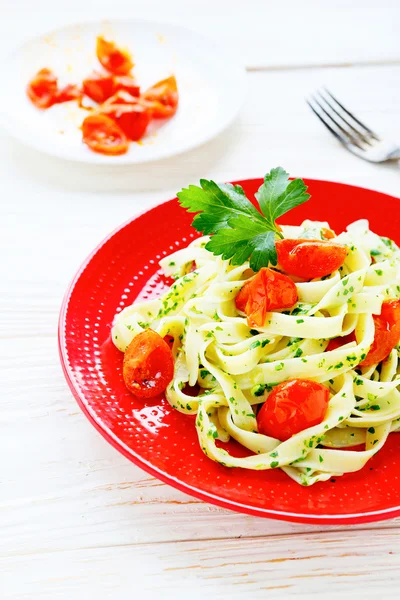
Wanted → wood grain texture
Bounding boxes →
[2,529,399,599]
[1,2,400,597]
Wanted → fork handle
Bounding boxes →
[387,147,400,160]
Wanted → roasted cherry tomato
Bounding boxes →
[114,76,140,96]
[326,332,356,352]
[326,299,400,366]
[142,75,178,118]
[182,382,201,397]
[235,268,298,327]
[82,114,129,155]
[360,299,400,366]
[27,69,82,108]
[123,329,174,398]
[163,335,175,348]
[103,90,141,106]
[276,238,348,279]
[96,36,134,75]
[26,68,58,109]
[99,103,150,141]
[82,72,116,103]
[55,83,81,104]
[257,379,330,441]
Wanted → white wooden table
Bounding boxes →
[1,1,400,597]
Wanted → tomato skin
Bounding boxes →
[83,72,116,103]
[96,36,133,75]
[257,379,330,441]
[123,329,174,398]
[326,300,400,366]
[276,238,348,279]
[143,75,178,119]
[26,68,58,108]
[235,268,298,327]
[99,103,150,141]
[326,332,356,352]
[55,83,81,104]
[114,76,140,96]
[83,73,139,104]
[163,335,174,348]
[27,69,82,108]
[82,114,129,155]
[182,383,201,397]
[360,299,400,366]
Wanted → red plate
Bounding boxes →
[59,178,400,524]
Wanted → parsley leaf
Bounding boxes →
[177,167,310,271]
[178,181,264,234]
[206,222,277,269]
[255,168,310,231]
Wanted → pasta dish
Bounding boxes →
[111,168,400,486]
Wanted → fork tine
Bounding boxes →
[306,99,352,147]
[316,90,373,146]
[323,88,380,141]
[309,95,366,150]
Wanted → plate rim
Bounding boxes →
[0,17,247,165]
[58,177,400,524]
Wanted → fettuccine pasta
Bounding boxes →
[112,219,400,486]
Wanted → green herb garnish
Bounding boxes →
[177,167,310,271]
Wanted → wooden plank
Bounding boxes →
[0,0,399,69]
[2,528,399,598]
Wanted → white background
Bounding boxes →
[1,1,400,598]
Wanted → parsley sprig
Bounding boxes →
[177,167,310,272]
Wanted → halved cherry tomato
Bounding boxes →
[96,36,133,75]
[98,103,150,141]
[321,227,336,240]
[326,299,400,366]
[142,75,178,119]
[26,68,58,109]
[257,379,330,441]
[82,114,129,155]
[235,268,298,327]
[360,299,400,366]
[114,76,140,96]
[55,83,81,104]
[276,238,348,279]
[123,329,174,398]
[82,72,116,103]
[103,90,140,106]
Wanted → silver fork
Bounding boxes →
[307,88,400,163]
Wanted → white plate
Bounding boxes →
[0,19,247,164]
